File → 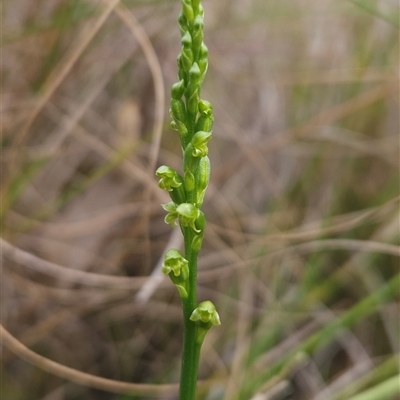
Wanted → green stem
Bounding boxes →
[179,306,201,400]
[179,233,200,400]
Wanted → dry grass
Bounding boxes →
[1,1,399,400]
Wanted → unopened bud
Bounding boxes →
[192,15,204,53]
[187,89,200,115]
[178,13,187,36]
[195,156,210,207]
[171,80,185,100]
[182,0,194,23]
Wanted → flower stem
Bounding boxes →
[179,308,201,400]
[179,233,200,400]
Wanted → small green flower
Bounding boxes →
[162,249,188,277]
[191,131,212,158]
[156,166,186,204]
[196,101,214,132]
[162,202,179,227]
[156,166,182,192]
[176,203,201,233]
[162,202,203,234]
[190,300,221,344]
[162,249,189,298]
[190,300,221,325]
[199,99,213,116]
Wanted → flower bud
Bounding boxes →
[195,156,210,207]
[177,121,189,136]
[182,0,194,23]
[177,56,186,81]
[198,43,209,76]
[178,12,187,36]
[184,144,200,174]
[187,88,199,115]
[170,99,188,136]
[191,233,203,252]
[183,132,210,187]
[192,15,204,53]
[184,169,195,192]
[181,31,194,72]
[189,62,202,85]
[191,211,205,251]
[171,119,188,138]
[192,0,200,12]
[170,99,186,124]
[198,4,204,18]
[199,61,208,81]
[186,63,201,102]
[181,30,192,47]
[171,80,185,100]
[195,115,213,132]
[177,123,189,136]
[181,48,194,73]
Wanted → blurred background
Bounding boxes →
[1,0,399,399]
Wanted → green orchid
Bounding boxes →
[156,1,219,398]
[162,249,189,298]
